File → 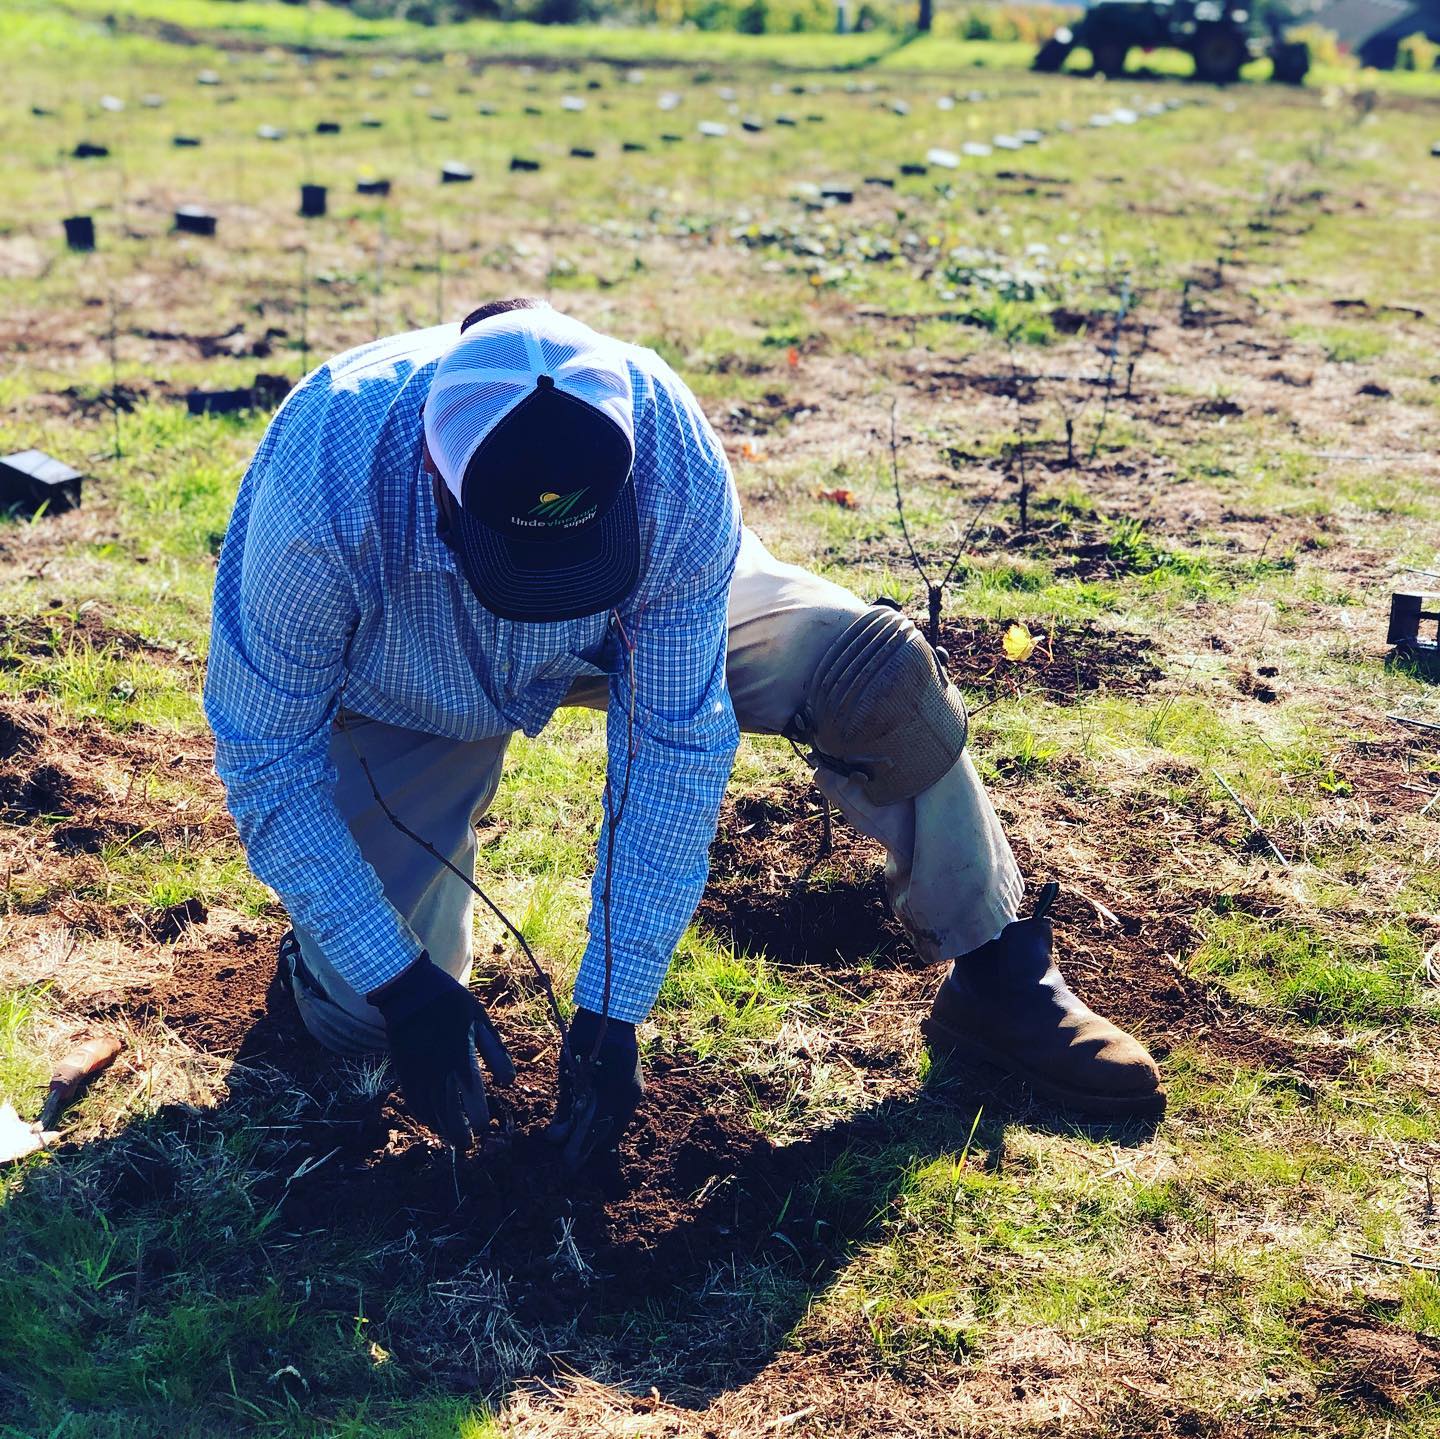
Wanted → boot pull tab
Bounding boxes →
[1032,881,1060,922]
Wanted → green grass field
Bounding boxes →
[2,2,1440,1435]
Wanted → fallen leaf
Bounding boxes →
[814,487,859,509]
[1002,622,1038,662]
[787,347,799,367]
[740,440,767,461]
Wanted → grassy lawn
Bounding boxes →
[1,3,1439,1435]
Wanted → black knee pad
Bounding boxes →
[789,606,967,805]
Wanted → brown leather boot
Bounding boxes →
[921,883,1165,1118]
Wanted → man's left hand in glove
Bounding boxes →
[545,1007,644,1170]
[368,954,515,1148]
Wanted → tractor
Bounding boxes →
[1033,0,1311,86]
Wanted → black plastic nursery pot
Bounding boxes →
[0,450,83,515]
[62,215,95,251]
[300,183,327,217]
[174,205,217,236]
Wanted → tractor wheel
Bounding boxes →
[1033,35,1071,72]
[1091,39,1129,77]
[1270,39,1310,84]
[1192,24,1247,84]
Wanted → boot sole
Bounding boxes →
[921,1015,1167,1121]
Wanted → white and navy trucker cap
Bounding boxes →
[424,306,639,622]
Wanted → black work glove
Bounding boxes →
[368,954,514,1148]
[545,1007,643,1170]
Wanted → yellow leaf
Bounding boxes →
[1002,623,1037,663]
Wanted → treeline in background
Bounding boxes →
[338,0,1080,39]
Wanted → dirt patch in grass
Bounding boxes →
[1294,1302,1440,1409]
[940,616,1165,705]
[699,781,1345,1086]
[0,702,215,817]
[0,706,87,820]
[1339,740,1440,815]
[103,825,1349,1404]
[44,379,184,418]
[0,701,230,949]
[0,752,220,885]
[1,608,195,666]
[100,771,1218,1392]
[700,786,905,973]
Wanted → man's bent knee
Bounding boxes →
[788,605,968,807]
[284,934,389,1056]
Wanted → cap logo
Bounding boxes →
[529,487,590,521]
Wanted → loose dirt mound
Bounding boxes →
[0,706,85,819]
[121,928,868,1391]
[1294,1303,1440,1408]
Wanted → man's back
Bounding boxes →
[209,319,740,741]
[204,306,741,1004]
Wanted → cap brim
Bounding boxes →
[448,476,641,622]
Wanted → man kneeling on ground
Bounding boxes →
[204,299,1163,1167]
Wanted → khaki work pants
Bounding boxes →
[291,529,1024,1054]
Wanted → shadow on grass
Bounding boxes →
[0,948,1161,1429]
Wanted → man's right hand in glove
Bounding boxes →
[367,954,514,1148]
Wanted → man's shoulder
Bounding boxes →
[323,324,459,391]
[620,342,719,449]
[290,324,458,426]
[617,340,687,406]
[257,324,457,506]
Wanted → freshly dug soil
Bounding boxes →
[1294,1302,1440,1408]
[121,920,870,1387]
[940,617,1165,705]
[72,762,1359,1362]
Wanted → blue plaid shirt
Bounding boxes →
[205,323,741,1022]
